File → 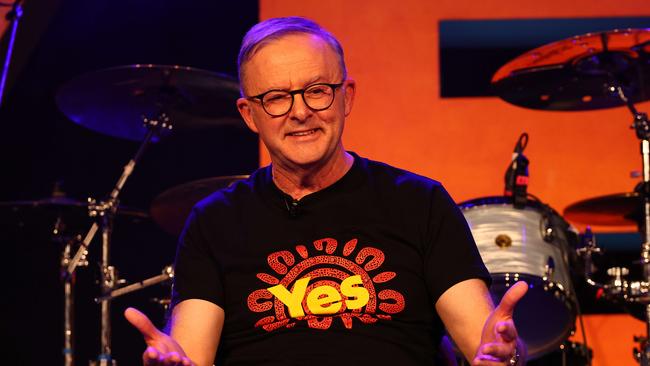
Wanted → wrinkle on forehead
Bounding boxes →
[241,34,344,96]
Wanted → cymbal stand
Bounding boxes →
[65,114,172,366]
[618,85,650,365]
[578,83,650,366]
[56,214,88,366]
[578,85,650,365]
[60,237,76,366]
[94,265,174,303]
[0,0,22,107]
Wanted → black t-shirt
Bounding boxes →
[172,152,490,365]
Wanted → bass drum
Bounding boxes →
[459,196,578,360]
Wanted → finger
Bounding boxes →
[472,357,508,366]
[479,342,516,360]
[495,281,528,317]
[472,354,508,366]
[163,352,182,366]
[125,307,163,342]
[496,320,518,342]
[143,346,160,366]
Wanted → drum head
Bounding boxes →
[490,274,575,360]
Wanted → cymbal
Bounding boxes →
[150,175,248,235]
[0,196,149,218]
[56,64,243,141]
[563,192,641,226]
[492,28,650,111]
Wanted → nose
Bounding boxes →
[288,93,312,122]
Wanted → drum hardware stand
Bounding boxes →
[94,265,174,303]
[576,84,650,365]
[60,235,87,366]
[64,114,172,366]
[56,212,88,366]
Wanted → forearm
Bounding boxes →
[435,279,494,361]
[170,299,225,366]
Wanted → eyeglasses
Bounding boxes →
[248,82,344,117]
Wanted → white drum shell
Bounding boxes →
[462,204,571,294]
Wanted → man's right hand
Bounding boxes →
[124,307,195,366]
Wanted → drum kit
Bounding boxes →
[2,23,650,366]
[458,28,650,365]
[2,64,247,365]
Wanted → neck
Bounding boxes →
[272,148,353,200]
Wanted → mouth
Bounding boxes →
[286,128,319,137]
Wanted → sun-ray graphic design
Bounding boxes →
[247,238,405,331]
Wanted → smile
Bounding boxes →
[287,129,319,137]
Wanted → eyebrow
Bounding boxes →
[263,75,329,92]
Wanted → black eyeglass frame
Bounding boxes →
[247,82,345,117]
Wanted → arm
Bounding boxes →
[435,278,527,365]
[170,299,225,366]
[436,278,493,361]
[125,299,224,366]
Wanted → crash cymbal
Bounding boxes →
[0,196,149,219]
[492,28,650,111]
[56,64,243,141]
[563,192,641,226]
[150,175,248,235]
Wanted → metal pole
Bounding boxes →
[98,214,114,366]
[91,117,168,365]
[63,278,74,366]
[0,1,22,107]
[641,139,650,366]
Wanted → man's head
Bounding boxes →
[237,16,347,97]
[236,17,355,170]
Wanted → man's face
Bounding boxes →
[237,33,355,169]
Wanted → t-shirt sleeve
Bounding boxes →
[424,184,491,303]
[171,205,225,308]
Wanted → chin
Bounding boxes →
[285,148,330,167]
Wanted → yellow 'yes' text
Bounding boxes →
[267,275,370,317]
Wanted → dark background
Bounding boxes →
[0,1,258,364]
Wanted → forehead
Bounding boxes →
[243,33,342,93]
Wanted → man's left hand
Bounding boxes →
[473,281,528,366]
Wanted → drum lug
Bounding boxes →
[544,256,555,281]
[541,213,555,242]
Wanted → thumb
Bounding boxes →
[124,307,163,342]
[495,281,528,317]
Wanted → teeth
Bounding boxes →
[290,129,315,136]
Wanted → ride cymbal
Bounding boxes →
[56,64,243,141]
[492,29,650,111]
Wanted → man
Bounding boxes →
[125,16,527,366]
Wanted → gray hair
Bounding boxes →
[237,16,347,96]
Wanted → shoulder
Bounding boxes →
[193,167,267,215]
[359,155,445,194]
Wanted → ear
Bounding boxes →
[342,79,356,116]
[237,97,259,133]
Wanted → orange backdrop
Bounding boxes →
[260,1,650,364]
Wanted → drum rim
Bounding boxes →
[458,195,562,216]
